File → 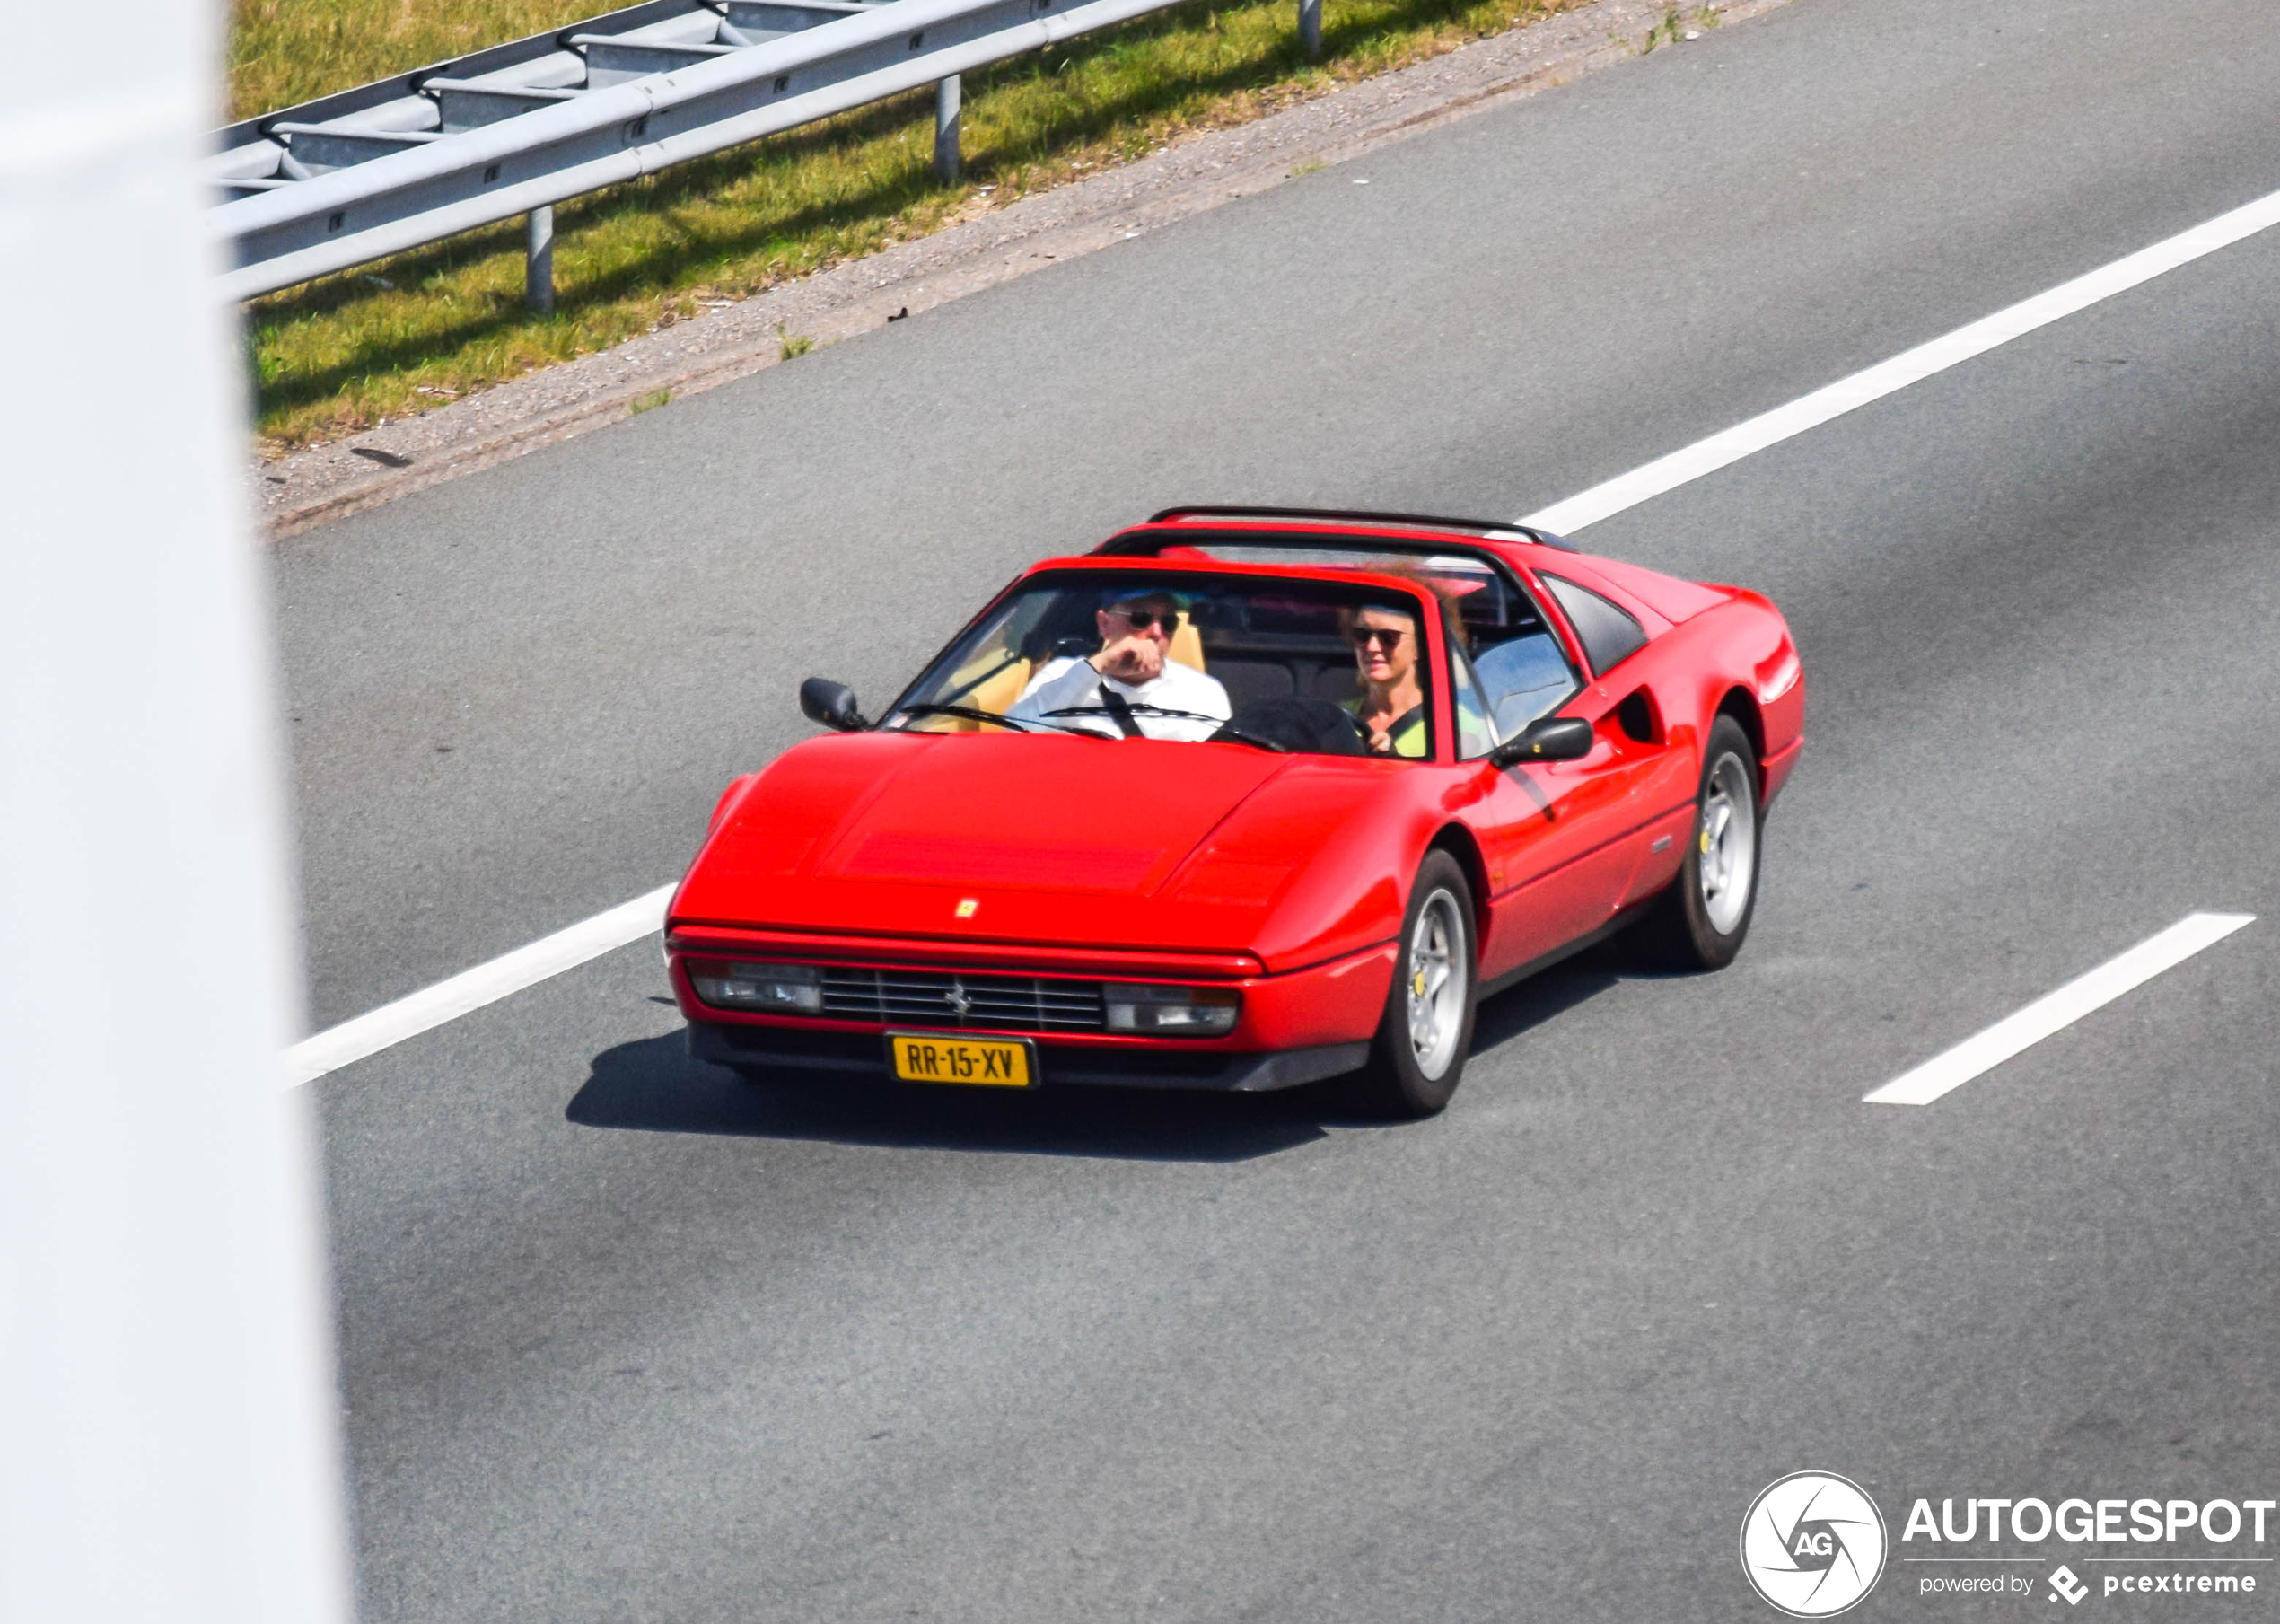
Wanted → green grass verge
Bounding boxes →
[238,0,1667,452]
[229,2,606,121]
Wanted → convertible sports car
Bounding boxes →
[666,507,1802,1117]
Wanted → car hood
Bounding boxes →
[671,731,1395,961]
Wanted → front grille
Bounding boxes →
[820,967,1106,1032]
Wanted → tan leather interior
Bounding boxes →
[909,649,1032,732]
[963,656,1033,718]
[1169,619,1207,673]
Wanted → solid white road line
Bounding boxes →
[1518,185,2280,536]
[288,183,2280,1087]
[282,884,676,1085]
[1862,913,2256,1107]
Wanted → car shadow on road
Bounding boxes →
[571,938,1662,1160]
[1468,939,1635,1054]
[568,1031,1342,1163]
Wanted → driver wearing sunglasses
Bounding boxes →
[1339,603,1428,757]
[1008,588,1232,741]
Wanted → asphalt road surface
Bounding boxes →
[274,0,2280,1616]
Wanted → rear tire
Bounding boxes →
[1347,850,1478,1119]
[1636,713,1760,970]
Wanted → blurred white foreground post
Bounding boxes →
[0,3,353,1622]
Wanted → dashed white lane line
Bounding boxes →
[287,182,2280,1087]
[283,885,675,1085]
[1519,185,2280,536]
[1863,913,2256,1107]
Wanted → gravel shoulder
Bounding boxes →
[253,0,1791,538]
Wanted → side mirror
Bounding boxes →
[799,677,869,733]
[1488,715,1593,768]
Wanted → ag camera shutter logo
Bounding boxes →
[1741,1471,1889,1617]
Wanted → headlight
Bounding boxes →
[1102,983,1241,1035]
[687,960,822,1012]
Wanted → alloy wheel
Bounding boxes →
[1697,751,1758,935]
[1406,888,1469,1080]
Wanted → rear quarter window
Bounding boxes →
[1539,574,1648,676]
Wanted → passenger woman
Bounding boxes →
[1339,601,1428,757]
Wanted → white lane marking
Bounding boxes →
[1519,186,2280,535]
[291,187,2280,1086]
[1863,912,2255,1107]
[284,885,674,1085]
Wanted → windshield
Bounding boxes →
[886,571,1442,758]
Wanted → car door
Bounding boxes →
[1454,575,1689,979]
[1457,725,1659,980]
[1535,571,1701,896]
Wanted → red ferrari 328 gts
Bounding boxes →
[667,508,1802,1117]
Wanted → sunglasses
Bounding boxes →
[1109,607,1181,633]
[1347,626,1407,651]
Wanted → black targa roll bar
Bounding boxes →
[1137,505,1578,550]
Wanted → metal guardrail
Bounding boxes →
[210,0,1323,306]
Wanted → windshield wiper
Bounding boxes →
[892,703,1110,737]
[1042,702,1289,753]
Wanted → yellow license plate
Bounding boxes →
[887,1032,1036,1088]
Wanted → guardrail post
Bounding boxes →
[1298,0,1321,57]
[933,75,962,185]
[526,205,555,313]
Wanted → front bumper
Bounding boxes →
[686,1022,1369,1092]
[666,926,1395,1093]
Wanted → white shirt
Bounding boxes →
[1006,655,1232,741]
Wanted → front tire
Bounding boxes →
[1638,713,1761,970]
[1349,850,1478,1119]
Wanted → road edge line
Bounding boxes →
[1519,188,2280,534]
[1862,912,2256,1107]
[284,884,675,1085]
